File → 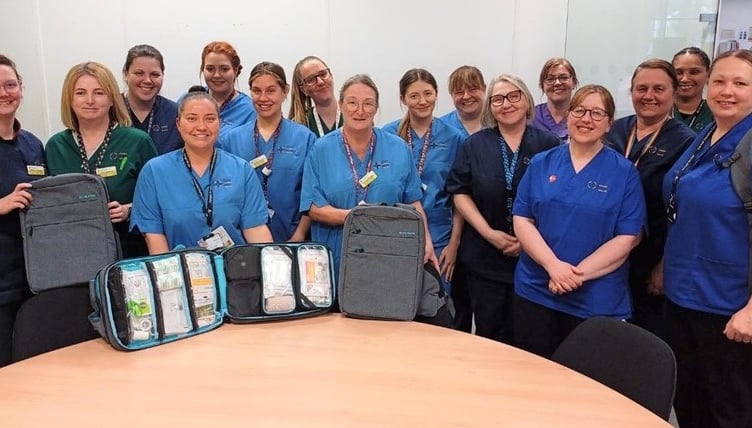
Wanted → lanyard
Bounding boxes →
[673,99,706,130]
[312,105,342,137]
[500,136,520,234]
[666,123,716,223]
[123,93,155,138]
[182,148,218,229]
[217,90,237,112]
[73,123,115,174]
[342,130,376,202]
[624,117,667,167]
[253,118,282,197]
[406,120,432,176]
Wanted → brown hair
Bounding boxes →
[60,61,131,130]
[569,84,615,122]
[538,57,578,90]
[0,54,21,82]
[630,58,679,91]
[709,49,752,74]
[396,68,438,142]
[249,61,289,91]
[339,74,380,105]
[447,65,485,94]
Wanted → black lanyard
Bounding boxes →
[182,149,218,229]
[123,93,155,138]
[666,123,716,223]
[73,123,114,174]
[253,119,282,198]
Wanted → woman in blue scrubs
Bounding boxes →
[662,49,752,428]
[383,68,464,292]
[513,84,646,357]
[445,74,559,343]
[198,41,255,135]
[605,59,695,338]
[441,66,486,139]
[219,61,316,242]
[131,90,272,253]
[300,74,437,281]
[0,55,45,366]
[122,44,183,154]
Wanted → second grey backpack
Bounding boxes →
[21,173,121,292]
[338,204,426,320]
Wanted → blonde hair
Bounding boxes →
[481,74,535,129]
[288,56,329,125]
[61,61,131,130]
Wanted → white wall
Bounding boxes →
[2,0,568,140]
[4,0,720,141]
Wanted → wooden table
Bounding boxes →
[0,314,669,427]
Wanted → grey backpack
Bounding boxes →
[338,204,449,321]
[21,173,121,292]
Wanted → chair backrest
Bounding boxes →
[12,286,99,362]
[550,316,676,420]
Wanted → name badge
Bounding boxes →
[26,165,46,176]
[198,225,235,251]
[250,154,268,169]
[421,182,428,192]
[96,166,118,178]
[359,170,377,188]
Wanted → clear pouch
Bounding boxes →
[260,246,295,314]
[183,252,217,328]
[121,263,157,343]
[297,245,333,308]
[150,256,192,335]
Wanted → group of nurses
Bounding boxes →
[512,84,647,357]
[0,55,45,367]
[130,90,271,253]
[300,74,437,280]
[445,74,560,343]
[219,61,316,242]
[382,68,464,291]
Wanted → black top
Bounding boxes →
[605,116,695,282]
[445,126,560,283]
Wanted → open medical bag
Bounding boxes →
[89,243,335,351]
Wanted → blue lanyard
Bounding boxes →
[500,137,519,191]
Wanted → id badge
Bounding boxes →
[421,182,428,192]
[96,166,118,178]
[261,166,272,177]
[198,225,235,251]
[250,154,268,169]
[359,170,377,188]
[26,165,46,176]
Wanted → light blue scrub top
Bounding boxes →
[440,110,471,139]
[513,144,647,319]
[300,127,424,278]
[662,113,752,316]
[382,117,464,250]
[219,92,256,135]
[130,149,268,250]
[219,118,316,241]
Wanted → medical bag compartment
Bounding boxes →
[89,243,336,351]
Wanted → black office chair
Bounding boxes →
[550,316,676,420]
[11,285,99,362]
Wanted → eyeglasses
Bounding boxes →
[570,106,608,121]
[343,99,377,113]
[489,90,522,106]
[543,74,572,85]
[0,79,21,93]
[301,68,331,86]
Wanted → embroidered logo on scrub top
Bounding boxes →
[277,146,297,154]
[373,160,391,169]
[213,179,233,188]
[587,180,609,193]
[151,124,169,133]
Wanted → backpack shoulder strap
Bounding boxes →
[729,127,752,296]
